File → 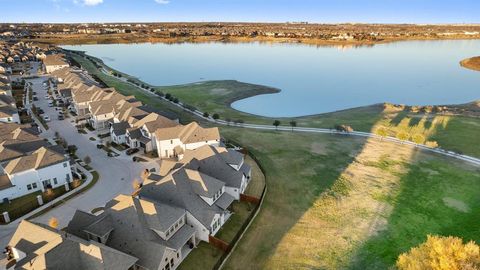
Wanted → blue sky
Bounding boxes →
[0,0,479,23]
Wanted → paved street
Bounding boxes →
[0,75,159,249]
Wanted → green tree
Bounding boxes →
[212,113,220,121]
[273,120,281,130]
[203,112,209,118]
[375,126,388,140]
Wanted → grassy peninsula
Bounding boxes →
[68,50,480,269]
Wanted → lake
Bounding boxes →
[63,40,480,117]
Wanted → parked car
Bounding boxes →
[43,115,50,122]
[48,102,53,107]
[126,148,139,156]
[38,108,44,114]
[58,115,64,120]
[96,144,104,149]
[44,95,50,99]
[33,97,38,101]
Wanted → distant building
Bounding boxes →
[43,54,69,73]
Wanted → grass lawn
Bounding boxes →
[178,242,224,270]
[243,155,265,198]
[219,127,480,270]
[0,185,69,222]
[215,201,256,243]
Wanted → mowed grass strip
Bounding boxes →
[219,127,480,270]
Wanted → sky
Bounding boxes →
[0,0,479,24]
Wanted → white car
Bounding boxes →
[48,102,54,107]
[43,115,50,122]
[44,95,50,99]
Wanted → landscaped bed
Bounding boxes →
[0,184,72,223]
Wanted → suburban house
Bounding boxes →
[0,123,73,201]
[0,93,19,124]
[6,220,138,270]
[88,95,143,131]
[154,122,221,159]
[123,112,179,152]
[67,194,197,270]
[180,145,252,200]
[0,75,19,124]
[43,54,69,73]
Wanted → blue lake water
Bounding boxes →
[63,40,480,117]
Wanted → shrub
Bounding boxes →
[334,124,353,132]
[397,235,480,270]
[203,112,210,118]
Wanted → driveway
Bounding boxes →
[0,77,159,249]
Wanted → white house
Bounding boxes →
[43,54,69,73]
[155,122,220,159]
[0,147,73,201]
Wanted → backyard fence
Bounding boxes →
[212,148,267,270]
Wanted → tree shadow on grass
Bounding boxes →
[346,154,480,270]
[220,127,370,269]
[390,110,409,126]
[407,115,422,127]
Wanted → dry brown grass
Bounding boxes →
[460,56,480,72]
[264,139,416,269]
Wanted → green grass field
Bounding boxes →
[220,128,480,269]
[69,51,480,269]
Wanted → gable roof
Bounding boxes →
[181,145,246,188]
[67,195,194,270]
[8,220,138,270]
[4,146,67,174]
[155,122,220,144]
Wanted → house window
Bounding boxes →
[66,174,70,182]
[32,183,37,189]
[53,178,58,185]
[27,184,32,190]
[42,179,52,189]
[170,140,173,144]
[170,258,174,267]
[63,162,67,167]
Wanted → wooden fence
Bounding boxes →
[212,142,267,270]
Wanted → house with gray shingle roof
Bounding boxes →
[66,194,196,270]
[6,220,138,270]
[140,165,235,243]
[0,122,74,201]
